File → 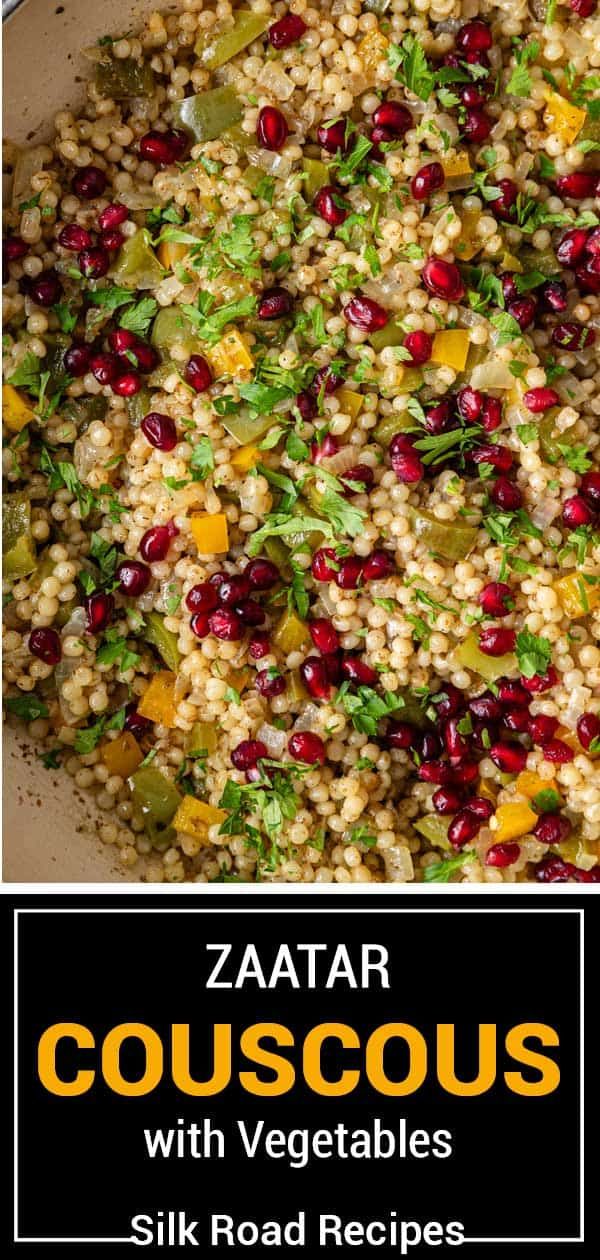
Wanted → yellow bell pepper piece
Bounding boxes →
[101,731,143,778]
[493,801,538,844]
[430,329,470,372]
[138,671,178,728]
[454,207,483,262]
[231,443,260,472]
[173,794,226,839]
[442,152,472,179]
[553,572,600,619]
[336,387,364,421]
[357,29,389,77]
[500,252,523,273]
[157,239,189,270]
[516,771,558,800]
[273,608,310,655]
[3,383,35,433]
[191,511,229,554]
[206,329,253,378]
[477,779,497,807]
[543,91,586,146]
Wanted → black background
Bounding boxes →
[4,891,596,1256]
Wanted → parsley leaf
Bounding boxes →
[424,850,476,882]
[388,34,435,102]
[74,707,126,755]
[336,682,405,736]
[119,296,158,338]
[180,293,257,346]
[4,694,49,721]
[557,444,592,475]
[515,630,552,679]
[506,39,539,98]
[190,435,215,481]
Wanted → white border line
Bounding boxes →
[13,906,584,1247]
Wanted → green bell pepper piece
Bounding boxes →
[185,720,217,756]
[95,56,155,99]
[63,394,108,429]
[409,507,478,562]
[111,229,164,290]
[538,407,574,465]
[130,765,182,826]
[453,631,517,682]
[172,86,243,144]
[195,10,270,68]
[373,410,417,446]
[413,814,451,850]
[3,492,36,578]
[221,408,274,446]
[144,610,181,672]
[127,388,152,427]
[151,305,200,356]
[303,158,329,201]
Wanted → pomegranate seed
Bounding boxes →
[502,707,530,733]
[246,558,279,590]
[209,571,227,589]
[90,352,118,385]
[390,433,423,484]
[362,548,394,581]
[189,612,210,638]
[369,125,396,156]
[140,525,172,563]
[432,787,463,814]
[479,626,516,656]
[98,202,128,230]
[403,329,433,363]
[99,228,124,251]
[489,179,518,221]
[79,246,110,279]
[184,354,212,392]
[528,714,559,746]
[586,226,600,255]
[490,741,527,773]
[471,444,513,473]
[556,172,598,200]
[335,555,364,589]
[312,365,344,396]
[552,321,595,351]
[116,560,151,596]
[490,476,522,510]
[139,129,187,165]
[575,257,600,295]
[534,813,571,845]
[448,808,480,849]
[556,228,589,267]
[541,739,574,764]
[456,19,492,51]
[310,618,340,654]
[423,400,451,434]
[422,257,464,302]
[341,656,378,685]
[84,592,114,634]
[312,548,339,581]
[249,631,270,659]
[569,0,596,13]
[462,109,492,143]
[580,470,600,508]
[576,712,600,750]
[64,344,89,377]
[141,411,177,451]
[29,271,61,306]
[469,692,502,721]
[420,732,442,762]
[109,328,136,354]
[323,652,342,684]
[268,13,306,48]
[232,739,268,771]
[209,608,244,641]
[540,280,568,313]
[457,386,483,422]
[534,855,576,883]
[257,106,288,151]
[459,83,487,108]
[444,717,468,763]
[457,761,479,786]
[218,575,251,607]
[235,598,265,627]
[125,705,152,737]
[300,656,332,699]
[112,372,141,397]
[479,582,514,618]
[524,387,561,414]
[258,286,293,319]
[507,296,537,330]
[372,100,413,135]
[501,273,518,304]
[340,464,375,495]
[58,223,92,251]
[435,685,466,720]
[4,235,28,261]
[388,722,417,750]
[297,390,318,422]
[288,730,326,764]
[521,666,558,694]
[481,397,503,433]
[418,761,455,785]
[411,162,444,201]
[185,583,219,615]
[486,842,520,868]
[563,495,593,528]
[72,166,107,199]
[343,295,388,331]
[466,797,494,821]
[129,341,158,374]
[317,119,348,153]
[498,679,529,707]
[28,627,61,665]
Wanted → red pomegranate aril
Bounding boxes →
[312,366,344,397]
[411,162,444,201]
[249,631,270,660]
[471,444,512,473]
[523,387,561,415]
[297,390,318,422]
[186,583,219,615]
[141,411,177,451]
[235,599,265,627]
[541,739,574,764]
[552,321,595,351]
[231,739,268,772]
[323,652,342,684]
[64,344,89,377]
[479,626,516,656]
[288,731,326,764]
[58,223,92,251]
[98,202,128,230]
[444,717,468,763]
[184,354,212,393]
[116,560,151,596]
[130,341,158,374]
[432,787,463,814]
[459,83,487,108]
[403,329,433,364]
[268,13,306,48]
[140,525,172,563]
[455,761,479,786]
[309,618,340,654]
[479,582,514,618]
[563,495,593,529]
[257,286,293,319]
[501,273,518,304]
[190,612,210,638]
[341,656,378,686]
[209,572,227,589]
[372,99,413,135]
[498,679,529,707]
[489,178,518,221]
[4,235,28,261]
[369,125,396,157]
[344,295,388,331]
[457,386,483,422]
[28,627,61,666]
[29,271,61,306]
[577,712,600,750]
[341,464,374,495]
[456,19,492,51]
[335,555,364,589]
[422,257,464,302]
[257,105,288,151]
[317,118,348,153]
[534,813,571,845]
[79,246,110,279]
[434,684,464,720]
[390,433,423,485]
[388,721,417,750]
[580,470,600,509]
[534,855,576,883]
[466,797,494,822]
[218,574,251,607]
[72,165,107,199]
[575,258,600,295]
[300,657,332,699]
[569,0,596,12]
[420,732,442,762]
[84,592,114,635]
[556,171,598,200]
[423,400,451,434]
[490,476,522,510]
[90,352,118,385]
[139,129,187,165]
[586,226,600,255]
[125,705,152,737]
[540,280,568,313]
[462,109,492,143]
[502,707,530,733]
[469,692,502,722]
[486,842,520,868]
[246,558,280,590]
[448,808,480,849]
[521,666,558,694]
[528,714,559,745]
[312,548,338,582]
[490,741,527,773]
[99,228,124,251]
[112,372,141,397]
[362,549,394,582]
[109,328,136,353]
[418,760,455,785]
[556,228,589,267]
[208,608,244,641]
[507,296,537,330]
[481,397,502,433]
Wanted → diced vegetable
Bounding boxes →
[95,56,154,99]
[454,207,484,261]
[538,408,573,465]
[336,387,364,420]
[373,410,416,446]
[430,330,470,372]
[3,492,36,578]
[273,608,310,654]
[453,631,517,681]
[190,512,229,554]
[500,252,523,273]
[151,305,199,356]
[357,28,389,77]
[264,536,291,573]
[516,770,558,799]
[157,239,190,271]
[195,10,269,67]
[396,688,430,730]
[185,720,218,755]
[127,387,152,427]
[543,90,586,146]
[137,670,178,727]
[228,666,252,694]
[410,508,478,562]
[493,801,537,843]
[172,85,243,144]
[230,443,261,472]
[441,152,472,179]
[477,779,497,806]
[173,794,227,838]
[3,383,34,432]
[370,321,404,352]
[206,329,254,377]
[413,814,451,850]
[221,407,272,446]
[518,245,558,277]
[553,572,600,619]
[303,157,329,201]
[145,610,181,671]
[63,394,108,428]
[286,669,308,703]
[130,764,182,824]
[101,731,143,778]
[111,229,164,290]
